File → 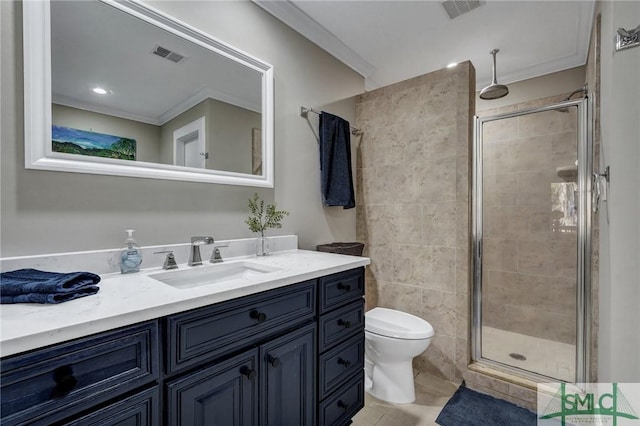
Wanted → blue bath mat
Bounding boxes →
[436,384,538,426]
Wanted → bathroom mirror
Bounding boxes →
[23,0,274,187]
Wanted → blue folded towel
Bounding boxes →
[0,268,100,304]
[319,112,355,209]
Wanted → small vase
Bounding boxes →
[256,235,269,256]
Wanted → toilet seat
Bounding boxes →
[365,307,434,340]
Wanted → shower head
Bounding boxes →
[480,83,509,100]
[480,49,509,100]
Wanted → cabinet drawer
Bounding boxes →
[166,280,316,373]
[62,386,159,426]
[0,321,159,426]
[318,371,364,426]
[318,268,364,313]
[318,334,364,400]
[319,299,364,352]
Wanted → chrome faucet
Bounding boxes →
[189,236,214,266]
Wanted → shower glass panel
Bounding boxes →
[472,98,591,383]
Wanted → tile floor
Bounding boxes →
[351,371,458,426]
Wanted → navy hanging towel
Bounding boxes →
[319,112,355,209]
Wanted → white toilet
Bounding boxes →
[364,307,435,404]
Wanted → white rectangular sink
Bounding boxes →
[149,261,281,290]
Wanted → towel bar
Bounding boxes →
[300,107,362,136]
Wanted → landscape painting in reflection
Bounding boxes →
[52,125,136,161]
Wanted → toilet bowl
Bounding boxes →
[364,307,434,404]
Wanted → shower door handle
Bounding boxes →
[592,173,601,214]
[592,167,610,214]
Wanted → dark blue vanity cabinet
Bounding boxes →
[166,323,316,426]
[164,280,317,426]
[165,280,316,375]
[0,321,160,426]
[260,323,316,426]
[166,348,260,426]
[62,387,160,426]
[0,267,365,426]
[317,268,366,426]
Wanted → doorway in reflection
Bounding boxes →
[173,117,206,169]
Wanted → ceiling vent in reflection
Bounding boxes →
[441,0,485,19]
[152,45,186,63]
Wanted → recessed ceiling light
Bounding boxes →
[447,62,458,68]
[92,87,108,95]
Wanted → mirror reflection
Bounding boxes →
[50,0,263,176]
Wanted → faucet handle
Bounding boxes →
[209,244,229,263]
[154,250,179,270]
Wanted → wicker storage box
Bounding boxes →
[316,242,364,257]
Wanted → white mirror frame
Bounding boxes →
[23,0,274,187]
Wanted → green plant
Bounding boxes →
[245,193,289,237]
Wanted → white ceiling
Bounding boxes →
[254,0,595,91]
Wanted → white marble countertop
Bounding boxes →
[0,249,369,358]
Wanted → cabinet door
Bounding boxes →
[166,349,259,426]
[260,323,316,426]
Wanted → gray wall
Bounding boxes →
[596,0,640,382]
[1,0,364,257]
[208,99,260,174]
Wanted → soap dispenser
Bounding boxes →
[120,229,143,274]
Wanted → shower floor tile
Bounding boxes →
[482,326,575,382]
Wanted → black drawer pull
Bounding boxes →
[337,319,351,328]
[250,309,267,322]
[336,282,351,292]
[240,366,257,381]
[268,355,281,368]
[337,357,351,368]
[51,365,78,398]
[337,400,350,411]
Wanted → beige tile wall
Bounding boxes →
[354,55,599,410]
[355,63,475,383]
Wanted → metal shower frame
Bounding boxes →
[471,96,593,383]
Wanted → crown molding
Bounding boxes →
[52,95,162,126]
[52,86,261,128]
[159,87,261,125]
[252,0,375,79]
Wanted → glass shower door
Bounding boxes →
[472,98,591,383]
